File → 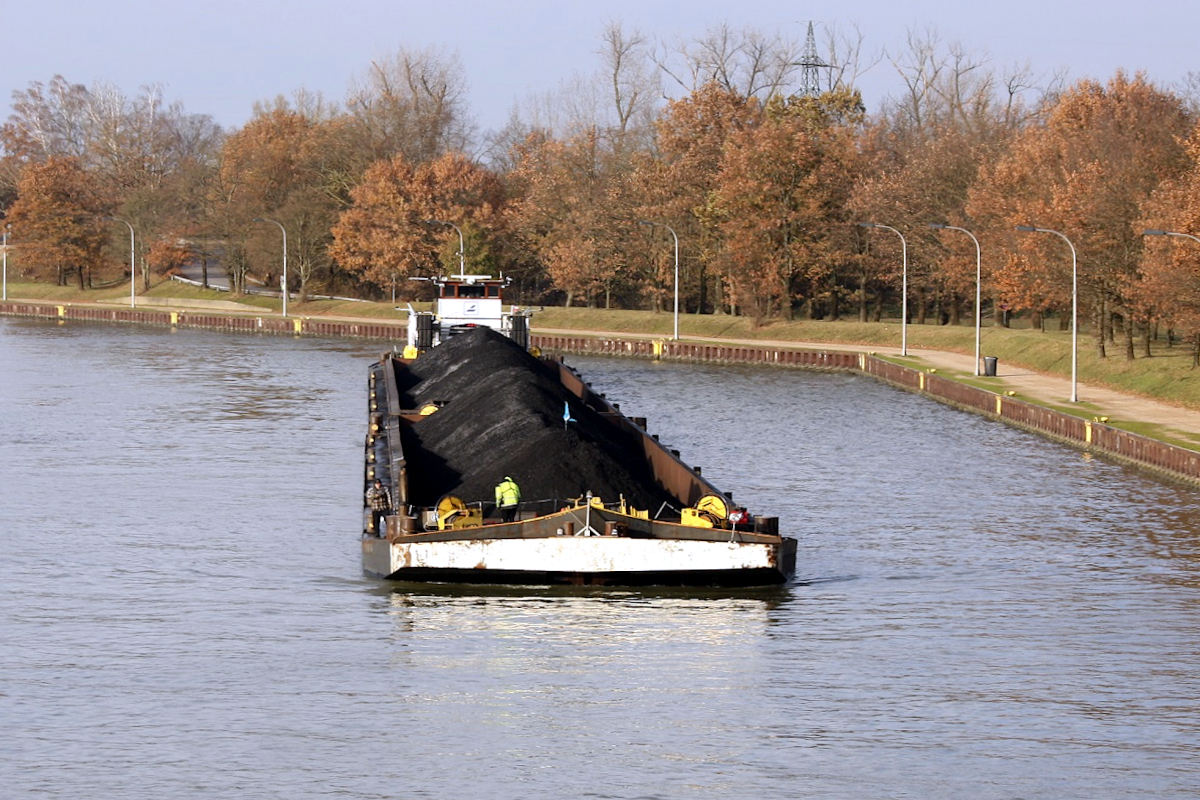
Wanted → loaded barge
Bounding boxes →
[361,273,796,587]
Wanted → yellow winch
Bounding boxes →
[681,493,730,529]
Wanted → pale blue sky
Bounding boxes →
[5,0,1198,134]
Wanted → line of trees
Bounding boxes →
[4,24,1200,360]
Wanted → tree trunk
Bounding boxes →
[1124,314,1135,360]
[1142,324,1152,358]
[858,275,868,322]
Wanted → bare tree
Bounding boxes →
[881,27,1059,141]
[486,21,659,166]
[654,23,802,102]
[1,76,92,161]
[599,21,659,149]
[344,46,474,163]
[1175,71,1200,116]
[821,22,883,93]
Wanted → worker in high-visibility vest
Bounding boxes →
[494,476,521,523]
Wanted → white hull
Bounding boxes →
[363,532,795,586]
[399,537,776,572]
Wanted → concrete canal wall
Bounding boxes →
[0,301,405,339]
[4,300,1198,487]
[857,356,1200,487]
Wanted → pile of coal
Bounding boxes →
[397,327,676,515]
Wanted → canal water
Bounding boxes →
[2,317,1199,799]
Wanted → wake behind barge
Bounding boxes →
[361,274,796,587]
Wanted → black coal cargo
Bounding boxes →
[396,328,676,513]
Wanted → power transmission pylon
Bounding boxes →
[798,21,829,97]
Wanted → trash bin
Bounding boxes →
[983,356,998,377]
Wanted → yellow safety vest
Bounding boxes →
[495,479,521,507]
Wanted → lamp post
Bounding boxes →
[253,217,288,317]
[1142,229,1200,245]
[638,220,680,340]
[929,223,983,375]
[859,222,908,356]
[1016,225,1077,402]
[2,225,9,302]
[105,217,136,308]
[422,219,465,277]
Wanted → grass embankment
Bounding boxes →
[9,279,1200,411]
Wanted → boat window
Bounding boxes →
[457,284,485,298]
[487,285,500,298]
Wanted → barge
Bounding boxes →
[361,272,796,587]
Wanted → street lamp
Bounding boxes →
[2,225,9,302]
[1142,229,1200,245]
[929,223,983,375]
[422,219,465,277]
[1016,224,1078,402]
[859,222,908,356]
[105,217,136,308]
[638,220,680,340]
[253,217,288,317]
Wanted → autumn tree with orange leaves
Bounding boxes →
[5,157,108,288]
[853,28,1037,328]
[212,103,380,299]
[2,76,222,291]
[968,72,1190,357]
[709,89,864,324]
[1138,121,1200,363]
[635,83,760,314]
[508,130,635,307]
[330,151,505,295]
